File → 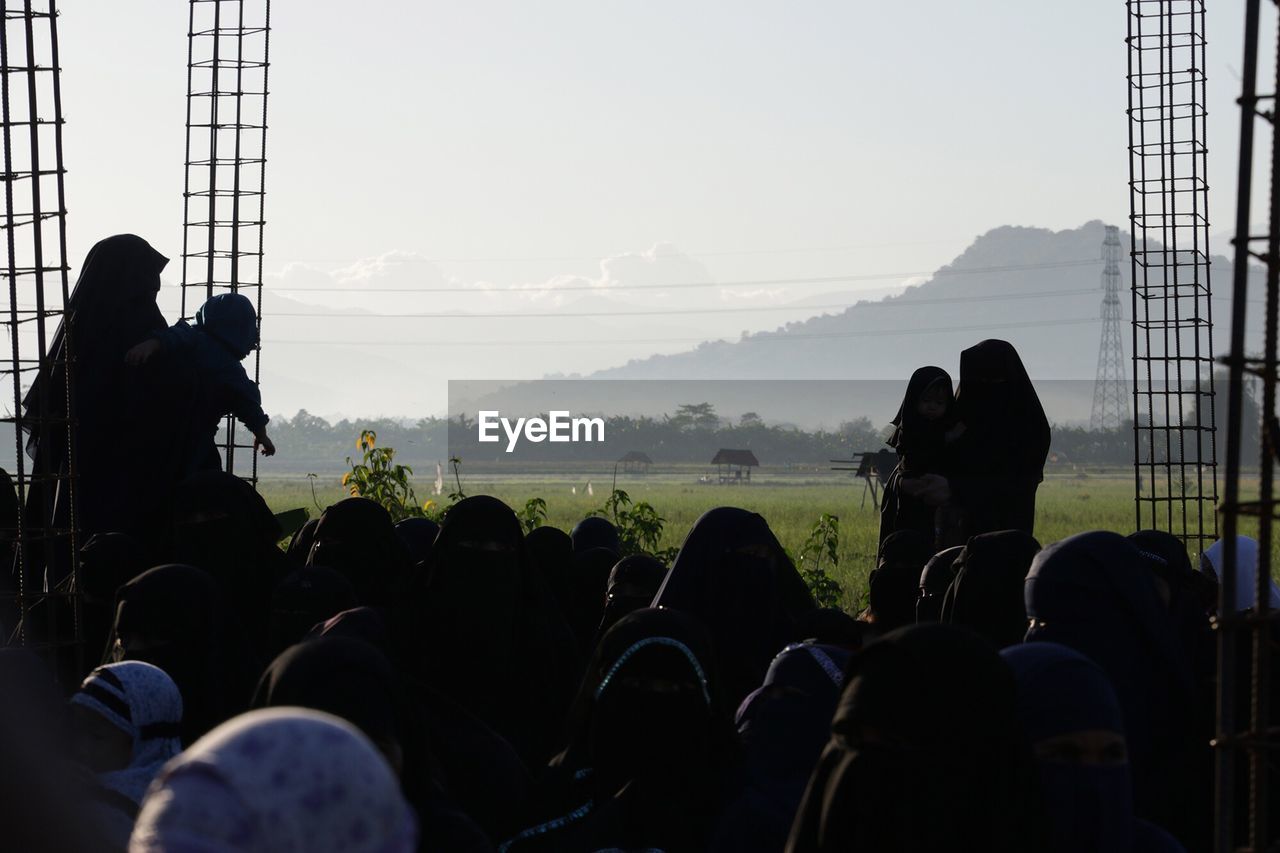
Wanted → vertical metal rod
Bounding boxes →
[1218,0,1262,846]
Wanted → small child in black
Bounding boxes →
[126,292,275,474]
[879,366,960,550]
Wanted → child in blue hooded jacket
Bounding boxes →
[126,292,276,470]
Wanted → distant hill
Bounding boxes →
[590,221,1261,392]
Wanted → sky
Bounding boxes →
[47,1,1278,418]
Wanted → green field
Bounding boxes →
[259,465,1224,612]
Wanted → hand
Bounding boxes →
[124,339,161,366]
[915,474,952,506]
[254,431,276,457]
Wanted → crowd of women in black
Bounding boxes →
[0,246,1266,852]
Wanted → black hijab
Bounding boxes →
[413,495,580,766]
[596,554,669,641]
[653,507,816,707]
[285,517,320,566]
[570,516,622,557]
[77,532,149,670]
[916,544,963,623]
[167,470,288,657]
[510,608,735,853]
[307,497,411,606]
[394,517,440,566]
[868,530,934,632]
[252,636,494,853]
[941,530,1040,648]
[22,236,170,565]
[107,564,257,746]
[949,339,1050,535]
[266,566,359,658]
[786,624,1040,853]
[887,365,953,463]
[1025,531,1200,840]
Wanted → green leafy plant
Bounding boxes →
[517,496,548,533]
[796,512,844,608]
[594,488,678,563]
[342,430,426,522]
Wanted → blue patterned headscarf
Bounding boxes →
[129,707,417,853]
[71,660,184,805]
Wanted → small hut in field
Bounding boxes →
[618,450,653,474]
[711,448,758,484]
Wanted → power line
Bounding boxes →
[266,258,1105,294]
[279,238,964,265]
[269,286,1106,321]
[262,316,1100,347]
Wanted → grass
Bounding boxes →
[258,465,1190,612]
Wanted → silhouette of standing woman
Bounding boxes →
[919,339,1049,544]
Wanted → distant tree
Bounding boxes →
[739,411,764,428]
[669,402,719,431]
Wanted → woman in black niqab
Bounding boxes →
[947,339,1050,539]
[786,624,1041,853]
[505,607,737,852]
[1025,531,1205,847]
[941,529,1040,648]
[408,495,579,767]
[916,544,963,623]
[22,236,170,578]
[252,636,494,853]
[307,497,411,607]
[652,506,816,707]
[168,469,289,654]
[595,554,668,642]
[105,563,257,746]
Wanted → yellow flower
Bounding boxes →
[422,499,436,511]
[341,472,351,486]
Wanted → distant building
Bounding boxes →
[618,450,653,474]
[711,448,759,484]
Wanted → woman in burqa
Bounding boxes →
[505,608,738,852]
[407,495,580,767]
[307,497,412,607]
[394,517,440,566]
[167,469,289,655]
[653,506,816,707]
[105,563,258,746]
[1025,531,1207,849]
[22,236,171,552]
[715,641,851,853]
[252,637,493,853]
[878,365,954,547]
[865,529,934,633]
[944,339,1050,540]
[313,606,533,844]
[916,544,963,623]
[76,533,150,678]
[941,529,1041,648]
[786,624,1041,853]
[1002,643,1187,853]
[594,554,668,642]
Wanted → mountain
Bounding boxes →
[589,221,1262,394]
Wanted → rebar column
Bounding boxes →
[0,1,77,665]
[1217,0,1279,847]
[180,0,270,482]
[1126,0,1219,550]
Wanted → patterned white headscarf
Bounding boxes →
[129,707,417,853]
[71,660,184,805]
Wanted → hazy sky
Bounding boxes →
[51,1,1277,417]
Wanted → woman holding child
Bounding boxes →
[880,339,1049,551]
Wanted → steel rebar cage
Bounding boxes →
[1216,0,1280,848]
[1126,0,1220,551]
[180,0,270,483]
[0,1,78,670]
